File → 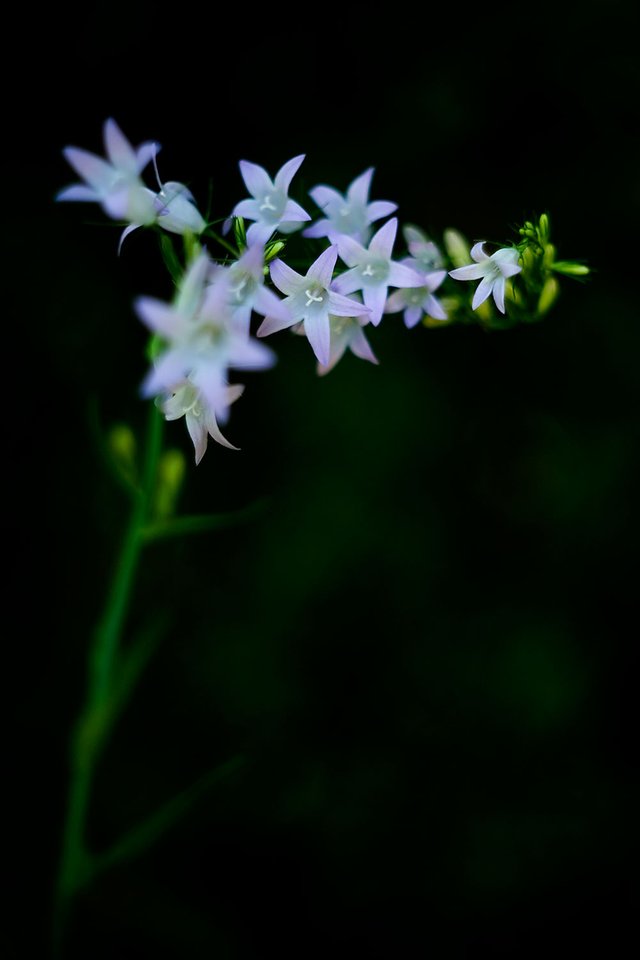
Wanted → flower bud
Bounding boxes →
[108,424,136,469]
[537,277,559,315]
[154,449,186,519]
[233,216,247,251]
[264,239,286,264]
[551,261,590,276]
[538,213,550,243]
[443,228,470,268]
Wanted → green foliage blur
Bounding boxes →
[7,4,638,956]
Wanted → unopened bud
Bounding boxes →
[551,261,590,277]
[443,228,470,268]
[537,277,560,315]
[154,448,186,520]
[108,424,136,468]
[233,217,247,251]
[538,213,550,242]
[264,240,286,264]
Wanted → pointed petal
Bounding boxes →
[118,223,141,254]
[349,326,378,364]
[308,245,338,287]
[270,258,304,296]
[135,297,184,337]
[257,303,298,337]
[231,303,253,338]
[103,118,137,174]
[317,330,350,376]
[237,241,264,277]
[424,294,447,321]
[303,311,331,366]
[205,411,240,452]
[142,349,192,396]
[282,198,311,222]
[302,219,331,239]
[498,261,522,278]
[309,185,343,212]
[470,241,488,262]
[331,268,362,296]
[176,251,210,317]
[449,263,487,281]
[254,284,292,324]
[186,413,210,464]
[232,198,261,221]
[492,277,506,314]
[384,290,406,314]
[388,261,424,288]
[363,285,389,326]
[369,218,398,259]
[337,234,366,268]
[274,154,305,192]
[472,276,495,310]
[56,184,100,202]
[135,141,160,173]
[425,269,447,291]
[365,200,397,223]
[63,147,116,192]
[347,168,374,205]
[239,160,273,198]
[247,221,276,245]
[327,290,371,318]
[403,306,422,328]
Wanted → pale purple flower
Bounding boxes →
[384,262,447,327]
[162,381,245,462]
[136,252,275,424]
[152,180,206,237]
[257,246,370,367]
[213,243,292,337]
[333,218,424,325]
[317,314,378,376]
[304,168,397,245]
[449,242,522,313]
[231,155,311,245]
[403,225,444,272]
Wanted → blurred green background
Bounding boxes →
[8,4,639,956]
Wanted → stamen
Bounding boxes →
[339,206,350,216]
[260,195,277,212]
[231,277,247,300]
[362,264,375,277]
[305,288,324,306]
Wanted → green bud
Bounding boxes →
[233,217,247,251]
[521,245,537,273]
[154,448,186,520]
[264,239,286,264]
[146,332,166,361]
[537,276,560,315]
[551,261,590,276]
[538,213,550,243]
[443,228,470,268]
[543,243,556,267]
[108,424,136,468]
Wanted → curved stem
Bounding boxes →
[54,405,163,954]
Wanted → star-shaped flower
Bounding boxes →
[403,225,444,271]
[162,381,245,462]
[317,313,378,376]
[333,218,424,325]
[257,245,370,366]
[303,168,397,244]
[449,242,522,313]
[136,252,275,424]
[214,243,292,337]
[231,155,311,245]
[384,263,448,327]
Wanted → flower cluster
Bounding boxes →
[59,120,588,463]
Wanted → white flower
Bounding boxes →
[162,381,245,462]
[448,242,522,314]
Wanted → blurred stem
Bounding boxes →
[54,405,163,955]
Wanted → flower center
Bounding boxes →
[305,287,324,307]
[258,190,286,222]
[360,258,389,284]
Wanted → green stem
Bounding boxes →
[54,405,163,954]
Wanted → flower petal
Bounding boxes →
[274,154,305,192]
[253,284,292,324]
[449,263,487,281]
[425,269,447,291]
[472,276,495,310]
[239,160,273,198]
[404,306,422,328]
[331,268,362,296]
[270,259,304,296]
[302,219,331,239]
[337,234,366,268]
[347,168,374,205]
[103,118,137,174]
[63,147,116,193]
[247,221,276,245]
[327,290,371,318]
[384,290,406,314]
[498,261,522,278]
[303,310,331,366]
[135,297,184,338]
[56,184,100,202]
[257,302,299,337]
[363,285,389,326]
[470,241,488,262]
[282,198,311,222]
[369,217,398,259]
[308,245,338,287]
[309,185,342,212]
[232,198,261,221]
[366,200,398,223]
[424,294,447,320]
[388,261,424,288]
[186,412,210,464]
[492,276,506,314]
[118,223,141,254]
[349,326,378,364]
[135,141,160,174]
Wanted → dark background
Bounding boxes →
[7,4,639,956]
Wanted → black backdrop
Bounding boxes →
[6,4,639,956]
